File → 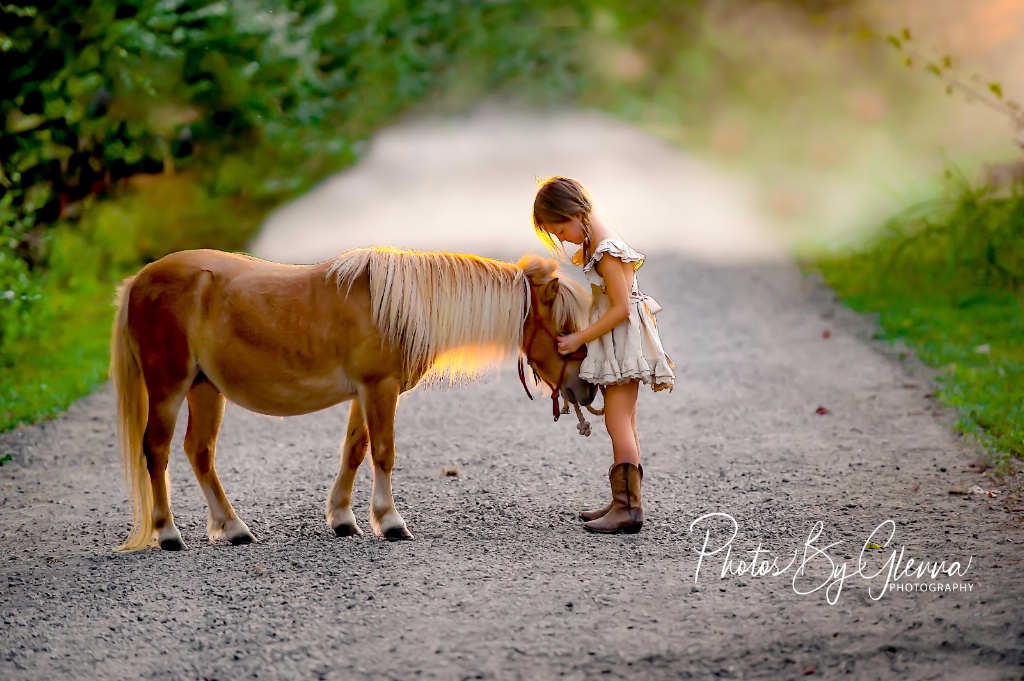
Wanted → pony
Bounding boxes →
[110,247,595,551]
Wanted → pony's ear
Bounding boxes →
[540,277,561,305]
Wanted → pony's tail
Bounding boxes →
[110,276,153,552]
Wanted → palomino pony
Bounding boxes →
[111,247,595,551]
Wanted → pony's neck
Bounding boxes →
[329,248,528,386]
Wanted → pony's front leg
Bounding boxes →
[325,400,368,537]
[360,378,413,540]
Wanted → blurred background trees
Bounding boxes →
[0,0,576,300]
[1,0,1021,454]
[1,0,580,372]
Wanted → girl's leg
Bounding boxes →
[581,378,634,518]
[578,380,643,524]
[604,381,640,465]
[631,397,640,460]
[582,378,645,533]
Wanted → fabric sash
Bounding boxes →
[591,284,663,316]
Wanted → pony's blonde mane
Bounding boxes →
[326,247,588,387]
[516,253,590,335]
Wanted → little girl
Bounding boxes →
[532,176,675,534]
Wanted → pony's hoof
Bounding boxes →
[384,526,414,541]
[229,532,257,546]
[159,537,186,551]
[333,523,363,538]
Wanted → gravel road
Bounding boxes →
[2,255,1022,680]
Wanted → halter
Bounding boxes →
[518,276,588,421]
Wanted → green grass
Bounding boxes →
[0,179,268,432]
[816,181,1024,476]
[0,286,112,429]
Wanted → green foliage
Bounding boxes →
[0,173,275,431]
[883,27,1024,134]
[872,171,1024,294]
[0,215,116,429]
[1,0,584,236]
[0,198,44,352]
[817,179,1024,470]
[19,2,1015,445]
[1,0,585,431]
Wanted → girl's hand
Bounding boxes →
[557,333,584,355]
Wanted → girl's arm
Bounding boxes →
[557,254,631,354]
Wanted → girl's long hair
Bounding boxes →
[532,176,594,264]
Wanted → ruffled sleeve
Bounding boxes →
[582,238,645,276]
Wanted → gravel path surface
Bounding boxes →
[2,256,1022,680]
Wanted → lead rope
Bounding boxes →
[518,275,535,401]
[571,402,592,437]
[584,386,606,416]
[559,388,603,437]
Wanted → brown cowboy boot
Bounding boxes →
[579,501,612,521]
[579,464,615,520]
[583,462,644,534]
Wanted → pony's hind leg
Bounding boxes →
[360,378,413,540]
[144,388,189,551]
[325,399,368,537]
[184,379,256,545]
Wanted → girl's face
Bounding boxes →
[544,215,586,245]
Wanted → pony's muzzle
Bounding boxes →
[561,380,598,407]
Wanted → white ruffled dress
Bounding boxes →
[576,238,675,391]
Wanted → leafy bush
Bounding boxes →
[0,0,586,430]
[867,172,1024,295]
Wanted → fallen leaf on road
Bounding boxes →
[950,485,999,497]
[864,542,884,550]
[815,406,830,415]
[822,329,832,339]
